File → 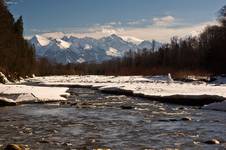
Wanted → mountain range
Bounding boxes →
[29,34,161,64]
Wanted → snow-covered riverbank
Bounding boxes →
[0,84,69,106]
[22,75,226,111]
[0,75,225,111]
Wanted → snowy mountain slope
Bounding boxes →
[29,34,161,64]
[138,40,162,51]
[30,35,51,56]
[106,47,121,57]
[120,35,143,45]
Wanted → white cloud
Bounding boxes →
[127,19,147,25]
[40,32,66,39]
[6,1,18,5]
[127,21,140,25]
[152,16,175,26]
[118,21,217,42]
[6,0,23,5]
[108,21,122,26]
[30,20,218,43]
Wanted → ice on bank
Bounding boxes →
[0,84,69,105]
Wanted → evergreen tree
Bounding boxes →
[0,0,35,80]
[218,5,226,26]
[14,16,23,36]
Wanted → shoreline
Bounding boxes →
[23,82,226,107]
[1,75,226,111]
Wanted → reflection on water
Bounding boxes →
[0,88,225,149]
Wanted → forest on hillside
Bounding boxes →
[0,0,35,80]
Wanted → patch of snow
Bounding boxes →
[84,44,92,50]
[16,93,38,103]
[55,39,71,49]
[66,58,71,64]
[120,35,143,44]
[106,47,121,57]
[34,35,50,46]
[0,84,69,102]
[77,58,85,63]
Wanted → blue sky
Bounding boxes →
[9,0,226,42]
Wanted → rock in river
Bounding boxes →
[120,105,134,110]
[181,117,192,121]
[204,139,220,145]
[4,144,29,150]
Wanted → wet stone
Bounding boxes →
[193,141,200,145]
[181,117,192,121]
[158,118,178,122]
[178,107,187,110]
[62,142,72,146]
[70,102,77,106]
[169,118,178,122]
[4,144,30,150]
[53,130,58,133]
[23,128,32,133]
[120,105,134,110]
[159,117,192,122]
[204,139,220,145]
[212,120,221,123]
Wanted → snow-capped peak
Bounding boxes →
[54,39,71,49]
[100,34,124,42]
[29,33,161,64]
[120,35,144,44]
[31,35,50,46]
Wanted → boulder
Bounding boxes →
[4,144,29,150]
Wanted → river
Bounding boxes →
[0,88,225,149]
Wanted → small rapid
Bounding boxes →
[0,88,225,149]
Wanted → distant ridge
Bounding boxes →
[30,34,161,64]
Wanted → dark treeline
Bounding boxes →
[35,5,226,77]
[0,0,35,80]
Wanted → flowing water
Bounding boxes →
[0,88,225,150]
